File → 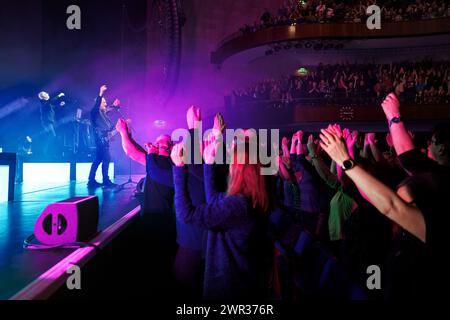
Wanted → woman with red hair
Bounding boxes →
[171,131,272,300]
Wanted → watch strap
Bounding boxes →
[389,116,402,127]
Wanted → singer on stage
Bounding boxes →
[87,84,120,188]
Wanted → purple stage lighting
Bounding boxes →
[154,120,166,128]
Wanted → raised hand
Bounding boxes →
[342,128,351,141]
[381,93,401,120]
[365,133,376,145]
[298,130,304,142]
[292,130,303,155]
[343,128,357,151]
[115,118,129,134]
[213,112,226,132]
[327,124,342,138]
[186,105,202,130]
[294,130,304,143]
[279,136,288,157]
[171,143,185,167]
[307,134,318,156]
[291,132,299,146]
[315,138,322,155]
[352,130,359,142]
[99,85,108,97]
[203,131,219,165]
[319,128,350,167]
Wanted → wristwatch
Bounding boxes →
[389,116,402,127]
[342,159,355,171]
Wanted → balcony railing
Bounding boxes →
[231,95,450,109]
[212,18,450,65]
[225,96,450,124]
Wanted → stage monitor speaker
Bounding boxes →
[34,196,99,245]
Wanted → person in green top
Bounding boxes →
[306,127,359,243]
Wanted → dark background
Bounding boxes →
[0,0,148,173]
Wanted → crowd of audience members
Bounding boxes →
[116,92,450,301]
[230,59,450,107]
[240,0,450,34]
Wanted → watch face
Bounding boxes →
[343,160,353,170]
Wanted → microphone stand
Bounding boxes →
[115,3,140,193]
[115,108,139,192]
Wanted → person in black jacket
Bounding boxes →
[38,91,64,157]
[87,85,120,188]
[116,117,177,296]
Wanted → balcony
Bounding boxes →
[212,18,450,65]
[224,97,450,129]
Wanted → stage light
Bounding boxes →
[18,136,33,156]
[38,92,50,101]
[294,42,302,49]
[0,97,29,120]
[154,120,167,128]
[76,108,83,120]
[26,136,32,155]
[284,44,292,50]
[23,163,71,184]
[304,42,312,48]
[0,165,9,203]
[274,45,281,52]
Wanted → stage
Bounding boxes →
[0,175,144,300]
